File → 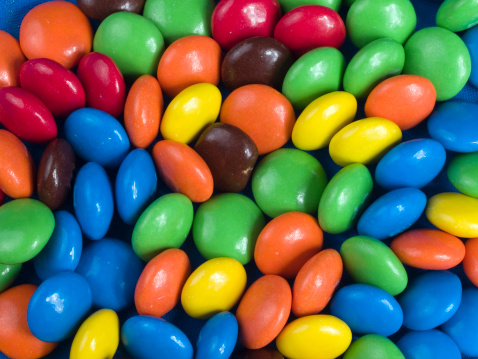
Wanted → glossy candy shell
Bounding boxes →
[343,334,405,359]
[396,330,461,359]
[0,30,26,88]
[196,312,238,359]
[447,151,478,197]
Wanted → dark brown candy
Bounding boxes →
[195,123,258,193]
[221,37,294,92]
[231,348,285,359]
[77,0,146,22]
[37,138,76,211]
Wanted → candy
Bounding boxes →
[343,334,405,359]
[134,249,191,318]
[251,148,328,218]
[220,84,295,155]
[27,272,92,342]
[274,5,346,56]
[277,0,341,12]
[254,212,323,278]
[340,236,408,296]
[282,47,345,110]
[236,275,291,349]
[0,30,26,88]
[196,312,238,359]
[0,263,22,293]
[193,193,265,265]
[160,83,221,144]
[330,284,403,336]
[131,193,193,261]
[121,316,193,359]
[19,58,85,118]
[463,237,478,286]
[77,0,146,22]
[232,348,284,359]
[448,151,478,197]
[318,163,373,234]
[276,315,352,359]
[463,25,478,87]
[292,249,343,317]
[396,330,461,359]
[19,1,93,69]
[403,27,471,101]
[346,0,416,48]
[0,199,54,265]
[436,0,478,32]
[181,257,247,319]
[115,149,157,225]
[292,91,357,151]
[70,309,119,359]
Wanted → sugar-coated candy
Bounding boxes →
[0,30,26,88]
[447,151,478,197]
[0,263,22,293]
[436,0,478,32]
[196,312,238,359]
[463,25,478,87]
[396,330,461,359]
[231,348,284,359]
[278,0,341,12]
[343,334,405,359]
[77,0,146,22]
[464,237,478,287]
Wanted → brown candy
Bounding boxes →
[231,348,284,359]
[195,123,258,193]
[221,37,294,92]
[77,0,146,22]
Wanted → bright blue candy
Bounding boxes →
[26,271,92,342]
[115,149,157,225]
[396,329,461,359]
[463,26,478,88]
[329,284,403,337]
[196,312,238,359]
[427,101,478,153]
[357,188,427,240]
[375,139,446,190]
[442,288,478,356]
[75,238,143,311]
[122,316,193,359]
[33,210,83,281]
[398,271,461,331]
[65,107,130,168]
[73,162,114,240]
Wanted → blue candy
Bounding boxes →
[463,25,478,88]
[27,271,92,342]
[375,139,446,190]
[75,238,143,311]
[115,149,157,225]
[196,312,238,359]
[73,162,114,240]
[121,316,193,359]
[428,101,478,153]
[33,210,83,281]
[398,271,462,330]
[442,288,478,356]
[396,329,461,359]
[330,284,403,337]
[357,188,427,240]
[65,107,130,168]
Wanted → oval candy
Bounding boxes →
[232,348,284,359]
[463,25,478,88]
[0,263,22,294]
[278,0,341,12]
[448,151,478,197]
[0,30,26,88]
[77,0,146,21]
[464,237,478,287]
[396,330,461,359]
[344,334,405,359]
[196,312,238,359]
[436,0,478,32]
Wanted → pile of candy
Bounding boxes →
[1,0,478,358]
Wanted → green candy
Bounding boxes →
[343,38,405,99]
[143,0,215,44]
[0,199,54,265]
[437,0,478,32]
[403,27,471,101]
[346,0,417,48]
[340,236,408,296]
[132,193,194,261]
[344,334,405,359]
[0,263,22,293]
[94,12,165,79]
[193,194,265,265]
[278,0,342,12]
[447,152,478,198]
[318,164,373,234]
[252,148,328,218]
[282,47,345,110]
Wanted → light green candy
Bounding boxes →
[344,334,405,359]
[437,0,478,32]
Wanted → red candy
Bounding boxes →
[0,189,4,206]
[463,238,478,287]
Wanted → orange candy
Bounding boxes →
[220,84,296,155]
[236,275,291,350]
[0,284,57,359]
[292,249,343,317]
[463,238,478,287]
[152,140,214,202]
[124,75,163,148]
[365,74,436,130]
[157,35,222,99]
[0,130,35,198]
[254,212,323,279]
[0,30,26,88]
[19,1,93,69]
[135,249,191,318]
[390,228,465,270]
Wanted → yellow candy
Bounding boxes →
[276,315,352,359]
[160,83,222,144]
[426,192,478,238]
[292,91,357,150]
[70,309,119,359]
[329,117,402,167]
[181,257,247,319]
